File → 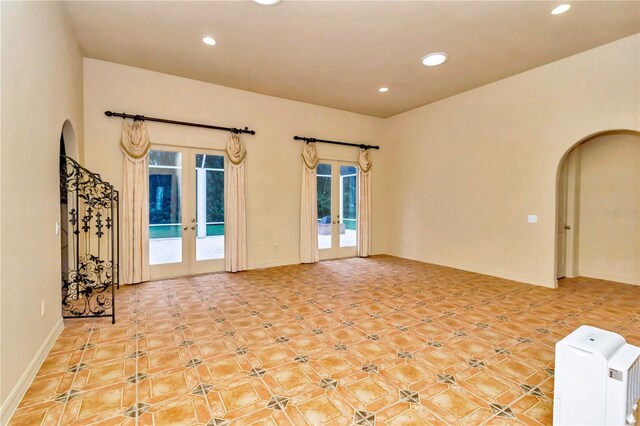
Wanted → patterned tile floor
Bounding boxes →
[9,255,640,425]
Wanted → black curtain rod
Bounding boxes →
[293,135,379,150]
[104,111,256,135]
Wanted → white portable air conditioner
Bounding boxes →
[554,325,640,425]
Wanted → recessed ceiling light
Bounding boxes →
[252,0,282,5]
[378,87,389,93]
[551,4,571,15]
[202,36,216,46]
[421,52,448,67]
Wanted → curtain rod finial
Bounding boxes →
[104,111,113,117]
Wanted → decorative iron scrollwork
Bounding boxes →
[60,155,119,323]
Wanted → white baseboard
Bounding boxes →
[0,317,64,424]
[249,258,301,270]
[391,252,556,288]
[579,270,639,286]
[248,251,557,288]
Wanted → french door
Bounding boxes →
[148,146,225,279]
[317,160,358,260]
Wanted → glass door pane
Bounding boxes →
[190,149,226,275]
[317,163,333,250]
[195,153,224,261]
[148,146,225,279]
[149,150,184,265]
[339,165,357,248]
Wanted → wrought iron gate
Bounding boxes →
[60,155,119,323]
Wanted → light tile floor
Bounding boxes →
[9,256,640,425]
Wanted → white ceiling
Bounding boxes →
[63,1,640,118]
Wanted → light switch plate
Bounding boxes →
[528,215,538,223]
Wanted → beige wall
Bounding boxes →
[83,59,388,271]
[577,132,640,285]
[80,34,640,287]
[1,0,84,411]
[382,34,640,287]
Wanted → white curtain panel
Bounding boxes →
[357,149,372,257]
[224,132,248,272]
[300,142,320,263]
[121,120,151,284]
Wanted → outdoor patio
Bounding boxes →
[150,229,357,264]
[149,235,224,265]
[319,228,357,249]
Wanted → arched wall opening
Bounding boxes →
[555,129,640,287]
[61,119,78,160]
[59,120,78,300]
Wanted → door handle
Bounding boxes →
[332,221,337,224]
[183,226,187,231]
[564,225,571,230]
[191,218,196,223]
[191,225,196,230]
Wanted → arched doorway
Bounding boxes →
[59,120,77,292]
[555,129,640,285]
[61,119,78,160]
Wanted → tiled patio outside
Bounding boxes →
[150,236,225,265]
[150,230,358,264]
[319,229,357,250]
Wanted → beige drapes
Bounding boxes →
[357,149,372,257]
[121,120,151,284]
[300,142,320,263]
[224,132,248,272]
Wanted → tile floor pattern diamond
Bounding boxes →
[399,389,420,404]
[520,384,545,397]
[318,378,338,390]
[294,355,310,364]
[467,359,486,368]
[490,403,516,419]
[248,367,266,378]
[266,396,289,410]
[192,383,214,396]
[437,374,457,385]
[67,363,88,373]
[353,410,376,425]
[125,372,148,383]
[8,255,640,425]
[53,389,81,404]
[362,364,379,373]
[123,402,151,418]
